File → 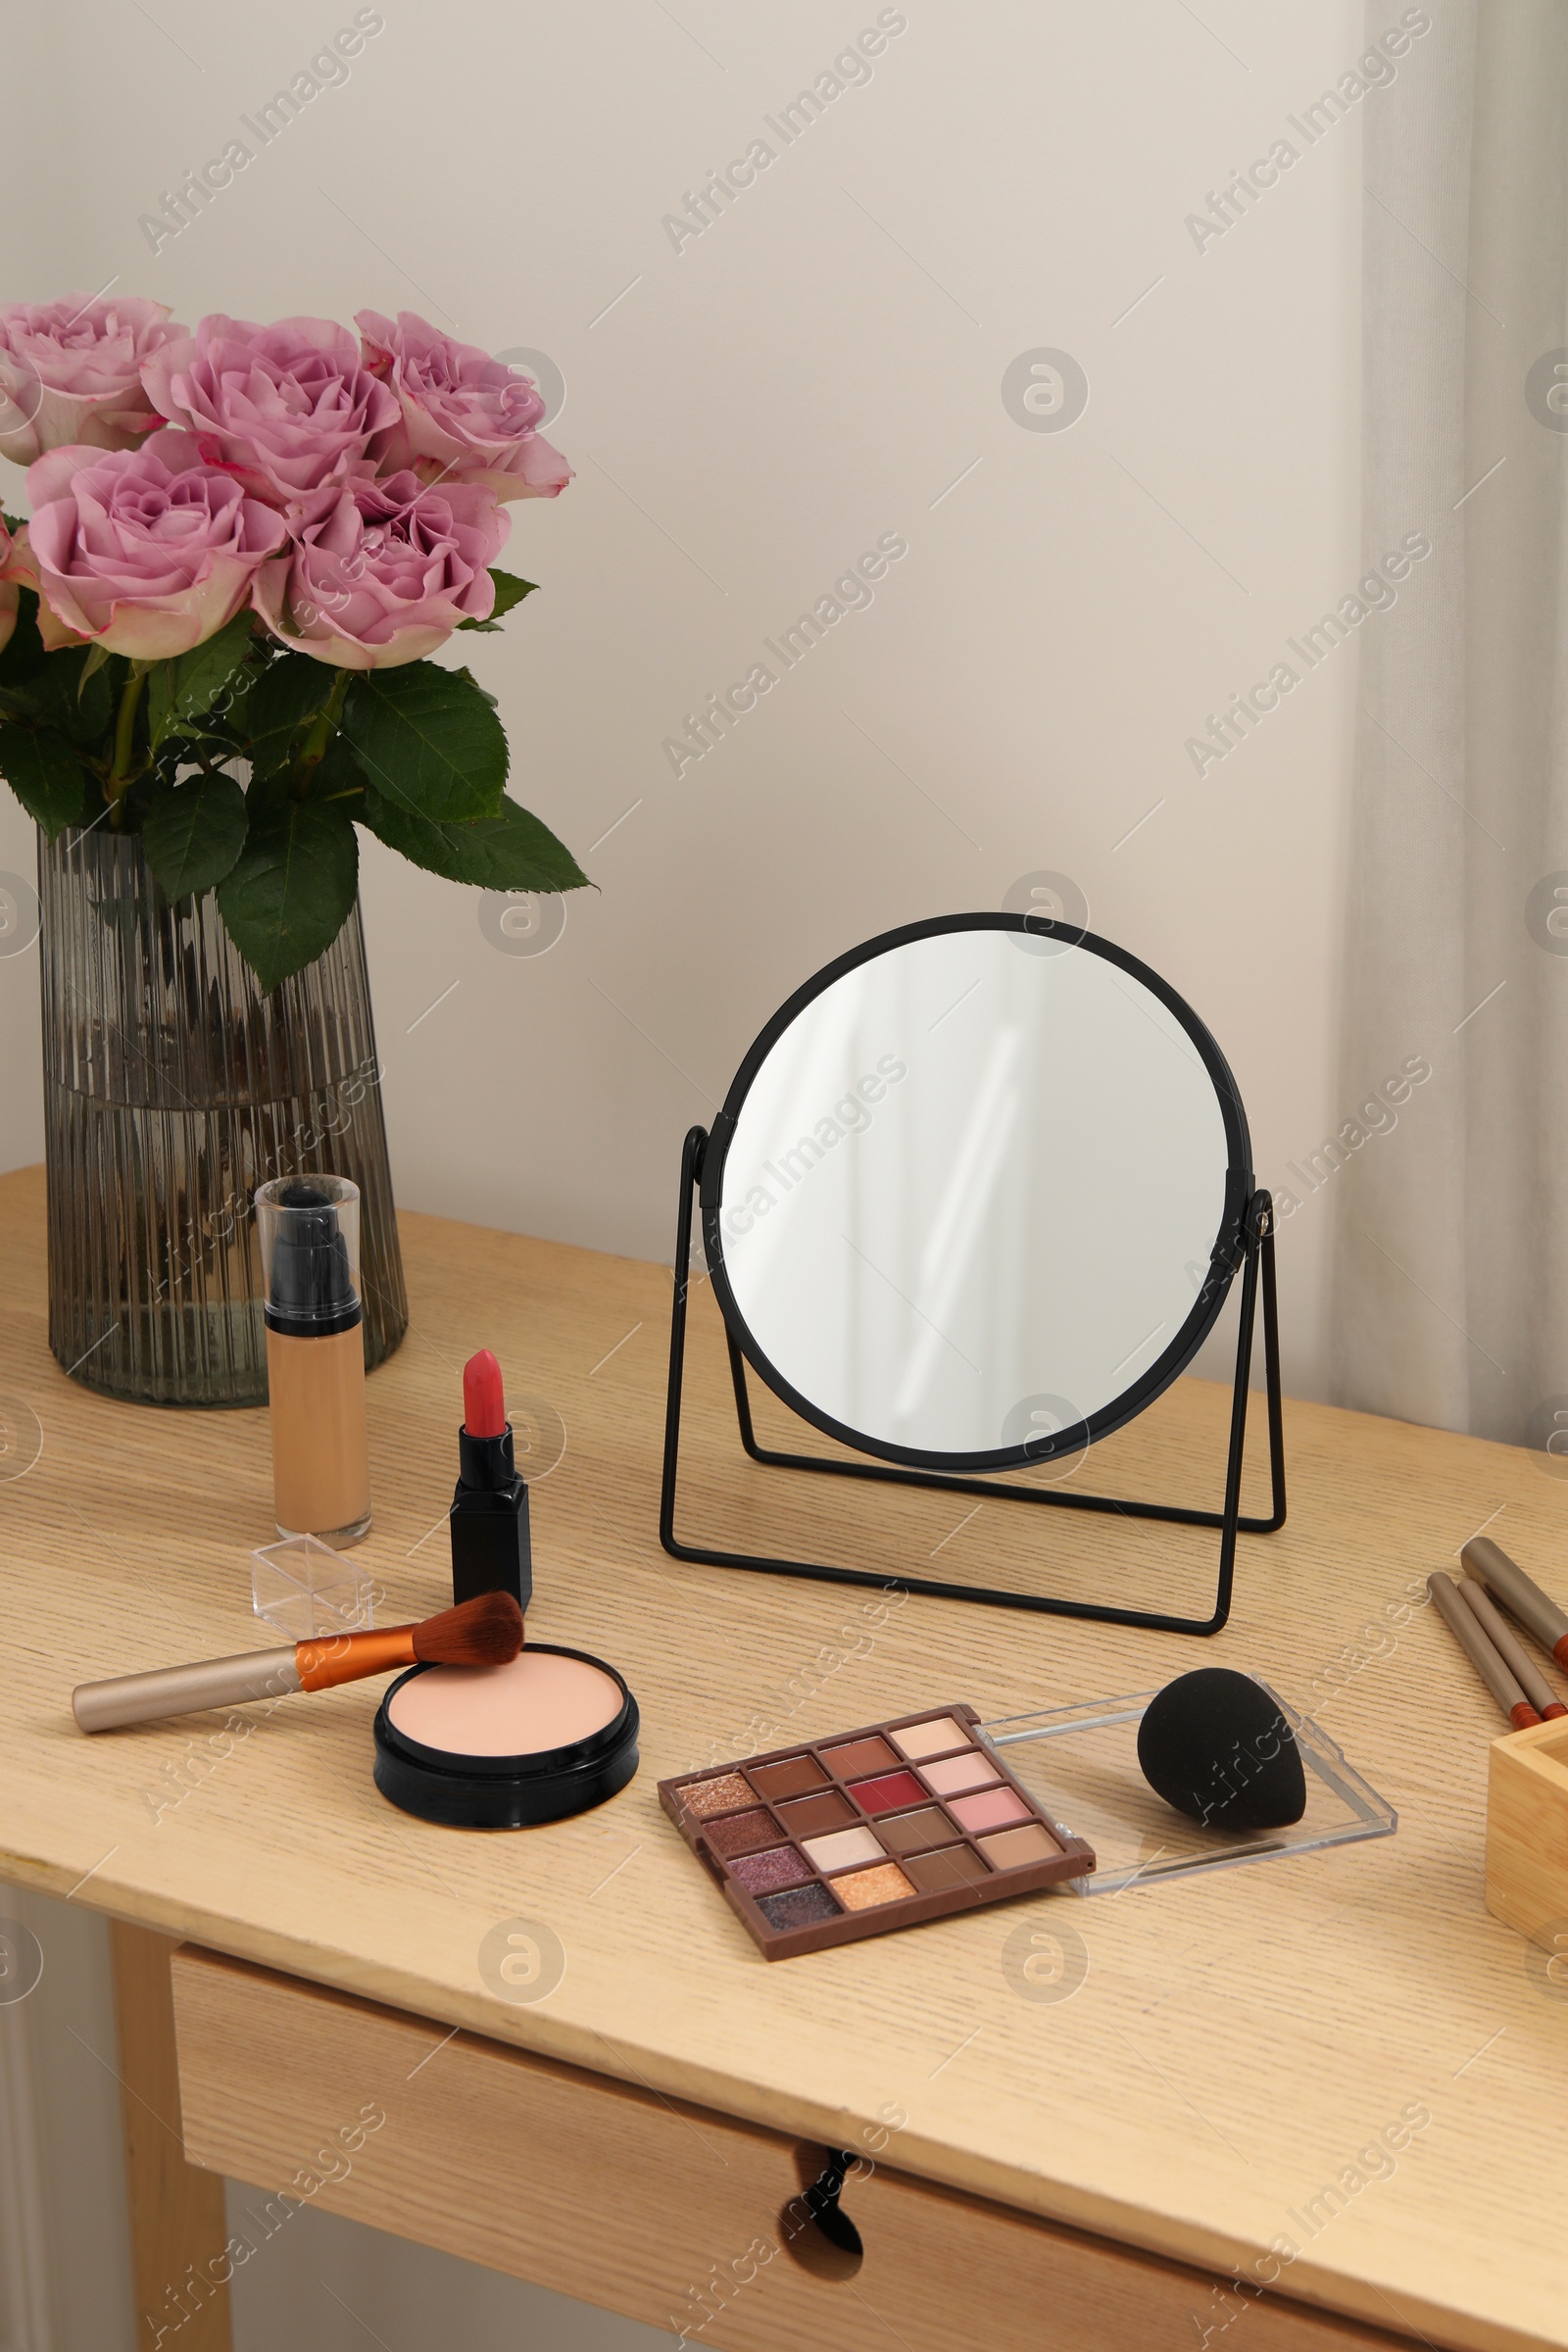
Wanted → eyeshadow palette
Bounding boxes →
[660,1705,1095,1958]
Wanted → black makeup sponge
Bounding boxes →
[1136,1669,1306,1832]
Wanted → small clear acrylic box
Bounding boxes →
[250,1535,375,1642]
[979,1679,1396,1895]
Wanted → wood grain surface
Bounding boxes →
[172,1943,1410,2352]
[111,1924,232,2352]
[1,1163,1566,2352]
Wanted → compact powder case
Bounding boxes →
[373,1643,639,1828]
[660,1704,1094,1957]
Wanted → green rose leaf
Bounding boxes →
[343,661,507,821]
[0,723,96,838]
[141,770,250,900]
[457,568,537,633]
[360,786,589,892]
[10,643,117,746]
[158,610,257,738]
[246,652,341,780]
[217,798,359,992]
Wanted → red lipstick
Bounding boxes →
[464,1348,507,1439]
[450,1348,533,1611]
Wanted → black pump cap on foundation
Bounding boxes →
[263,1180,362,1338]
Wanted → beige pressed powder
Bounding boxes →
[387,1649,623,1757]
[372,1642,640,1828]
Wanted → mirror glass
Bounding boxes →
[709,921,1247,1466]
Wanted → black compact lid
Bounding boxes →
[371,1644,640,1830]
[264,1180,361,1338]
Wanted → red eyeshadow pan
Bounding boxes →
[850,1770,926,1815]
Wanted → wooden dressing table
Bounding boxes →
[0,1165,1562,2352]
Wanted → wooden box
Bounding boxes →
[1486,1719,1568,1947]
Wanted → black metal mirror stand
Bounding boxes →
[660,1126,1286,1637]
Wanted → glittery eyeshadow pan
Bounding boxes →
[706,1807,781,1857]
[834,1863,915,1911]
[729,1845,813,1895]
[759,1881,841,1930]
[679,1773,755,1819]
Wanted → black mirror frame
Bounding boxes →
[700,911,1253,1475]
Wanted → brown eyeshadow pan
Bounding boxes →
[904,1843,992,1892]
[775,1788,856,1838]
[747,1754,827,1801]
[877,1806,955,1856]
[659,1703,1094,1959]
[978,1824,1062,1869]
[820,1735,898,1778]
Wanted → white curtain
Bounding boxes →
[1330,1,1568,1445]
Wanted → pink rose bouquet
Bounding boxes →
[0,295,183,465]
[0,295,583,989]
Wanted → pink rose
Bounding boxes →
[254,470,508,669]
[24,429,286,658]
[141,315,399,510]
[0,295,184,465]
[356,312,571,503]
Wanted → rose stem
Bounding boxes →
[106,668,147,828]
[291,670,352,798]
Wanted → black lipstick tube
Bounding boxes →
[450,1421,533,1610]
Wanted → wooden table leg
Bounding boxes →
[111,1924,233,2352]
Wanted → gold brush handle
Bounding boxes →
[72,1648,301,1734]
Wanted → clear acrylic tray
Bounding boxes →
[978,1680,1396,1895]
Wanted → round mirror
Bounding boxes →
[702,915,1252,1472]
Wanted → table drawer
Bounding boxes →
[171,1947,1411,2352]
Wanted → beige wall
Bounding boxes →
[0,0,1370,1397]
[0,4,1370,2345]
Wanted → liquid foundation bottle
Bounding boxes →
[256,1176,371,1545]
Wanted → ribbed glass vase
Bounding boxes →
[38,824,408,1406]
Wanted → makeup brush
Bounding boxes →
[1428,1573,1542,1729]
[1459,1537,1568,1669]
[1457,1576,1568,1720]
[72,1591,523,1735]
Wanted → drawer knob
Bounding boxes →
[782,2146,863,2279]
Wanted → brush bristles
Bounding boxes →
[412,1591,524,1667]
